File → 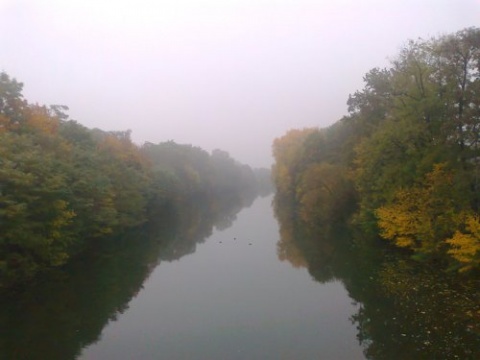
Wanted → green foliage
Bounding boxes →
[272,125,357,230]
[142,141,265,202]
[0,72,26,128]
[297,163,353,225]
[0,129,75,282]
[0,72,268,288]
[272,27,480,272]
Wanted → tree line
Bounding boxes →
[0,73,272,288]
[272,27,480,273]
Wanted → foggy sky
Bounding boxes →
[1,0,478,167]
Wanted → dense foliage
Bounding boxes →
[272,193,480,359]
[272,27,480,272]
[0,73,272,287]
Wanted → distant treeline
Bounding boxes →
[0,73,272,287]
[272,27,480,273]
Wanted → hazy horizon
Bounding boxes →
[1,0,479,167]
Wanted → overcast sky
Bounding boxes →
[1,1,478,167]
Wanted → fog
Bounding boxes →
[1,0,478,167]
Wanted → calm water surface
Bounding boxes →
[79,195,364,359]
[2,194,479,359]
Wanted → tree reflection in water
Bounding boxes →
[0,191,257,360]
[273,193,480,360]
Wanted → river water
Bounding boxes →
[2,194,479,359]
[79,195,364,359]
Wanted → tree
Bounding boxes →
[0,72,26,129]
[447,214,480,272]
[272,27,480,272]
[271,128,317,196]
[297,163,353,225]
[376,164,465,259]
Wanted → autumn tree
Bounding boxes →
[271,128,317,196]
[272,27,480,272]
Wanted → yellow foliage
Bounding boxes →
[272,164,292,194]
[273,197,307,269]
[375,163,462,255]
[272,128,317,195]
[396,236,415,248]
[25,106,59,135]
[376,190,421,249]
[447,215,480,272]
[98,132,149,169]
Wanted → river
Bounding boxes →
[79,195,363,359]
[1,194,479,359]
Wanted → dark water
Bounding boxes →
[1,194,479,359]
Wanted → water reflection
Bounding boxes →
[0,191,257,360]
[272,194,480,359]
